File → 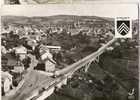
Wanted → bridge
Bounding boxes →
[2,38,117,100]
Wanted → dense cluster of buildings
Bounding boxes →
[1,18,138,98]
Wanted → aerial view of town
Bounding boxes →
[1,14,138,100]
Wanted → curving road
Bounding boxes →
[2,38,116,100]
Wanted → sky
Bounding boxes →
[1,3,138,19]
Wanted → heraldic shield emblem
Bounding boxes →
[115,17,132,38]
[117,20,130,36]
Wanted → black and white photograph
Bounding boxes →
[1,3,139,100]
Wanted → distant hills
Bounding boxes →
[2,15,138,28]
[1,15,114,26]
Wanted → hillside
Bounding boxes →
[1,15,114,25]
